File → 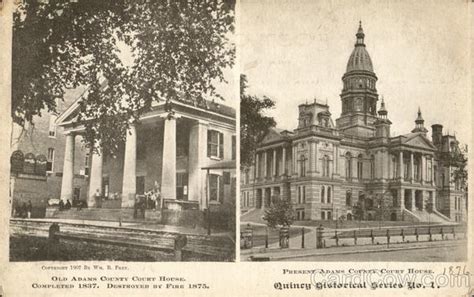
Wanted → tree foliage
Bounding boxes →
[13,0,235,155]
[240,74,276,167]
[263,198,295,228]
[449,144,468,190]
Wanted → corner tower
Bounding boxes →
[336,22,379,138]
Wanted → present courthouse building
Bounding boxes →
[241,23,466,223]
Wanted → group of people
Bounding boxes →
[134,182,162,218]
[13,200,33,218]
[58,199,72,210]
[144,182,162,210]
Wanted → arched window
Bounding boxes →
[357,154,363,180]
[327,187,331,203]
[345,152,352,180]
[321,211,326,220]
[321,186,325,203]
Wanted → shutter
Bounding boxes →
[218,175,224,203]
[219,132,224,158]
[207,130,211,157]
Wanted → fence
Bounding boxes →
[12,220,234,261]
[241,224,467,250]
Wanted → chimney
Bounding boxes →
[431,124,443,146]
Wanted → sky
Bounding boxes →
[239,0,471,145]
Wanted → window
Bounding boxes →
[370,155,375,179]
[296,209,305,220]
[176,173,188,200]
[321,186,325,203]
[321,211,326,220]
[345,153,352,180]
[391,190,398,207]
[231,135,236,160]
[327,211,332,220]
[46,148,55,172]
[84,153,90,176]
[48,115,57,137]
[414,158,420,181]
[392,155,397,178]
[207,130,224,159]
[346,190,352,206]
[298,186,305,204]
[209,174,223,203]
[327,186,331,203]
[404,158,409,180]
[299,155,307,177]
[357,154,363,180]
[427,159,432,182]
[102,177,109,199]
[322,155,330,177]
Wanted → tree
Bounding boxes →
[240,74,276,168]
[12,0,235,155]
[262,198,295,228]
[449,144,468,190]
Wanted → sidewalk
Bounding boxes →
[242,239,466,261]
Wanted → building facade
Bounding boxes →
[10,90,89,217]
[56,95,236,213]
[241,23,466,223]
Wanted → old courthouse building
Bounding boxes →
[55,93,236,214]
[241,23,466,223]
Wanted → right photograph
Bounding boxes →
[239,0,469,262]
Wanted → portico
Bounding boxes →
[56,99,236,211]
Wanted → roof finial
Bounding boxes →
[356,21,365,45]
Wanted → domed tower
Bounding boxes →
[336,22,379,138]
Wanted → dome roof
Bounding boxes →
[346,46,374,72]
[345,22,374,73]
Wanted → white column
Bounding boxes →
[399,189,405,210]
[309,141,315,174]
[60,133,75,202]
[161,115,177,200]
[314,141,319,173]
[292,145,297,176]
[432,191,437,211]
[188,120,207,206]
[122,125,137,208]
[410,152,414,182]
[88,142,103,207]
[282,147,287,176]
[399,151,404,180]
[255,153,260,179]
[272,149,277,177]
[333,144,338,176]
[263,150,268,178]
[421,155,426,184]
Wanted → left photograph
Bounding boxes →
[9,0,237,262]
